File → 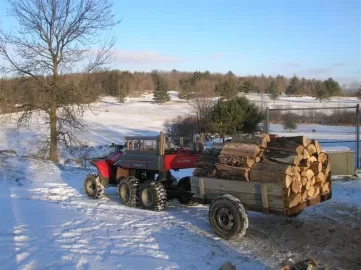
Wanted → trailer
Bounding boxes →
[190,174,332,240]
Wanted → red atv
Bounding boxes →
[84,132,203,211]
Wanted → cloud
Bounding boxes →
[113,49,183,64]
[305,67,332,75]
[282,62,301,68]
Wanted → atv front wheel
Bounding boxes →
[84,173,105,199]
[139,181,167,211]
[118,176,140,207]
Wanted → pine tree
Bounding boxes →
[283,112,298,132]
[314,81,329,103]
[323,77,341,97]
[285,76,299,96]
[207,96,263,140]
[179,78,194,102]
[152,70,170,104]
[241,81,256,93]
[267,81,279,102]
[215,79,238,99]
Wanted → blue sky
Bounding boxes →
[0,0,360,85]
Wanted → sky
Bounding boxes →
[0,0,360,85]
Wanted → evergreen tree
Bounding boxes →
[314,80,329,103]
[241,81,256,93]
[179,78,195,102]
[323,77,341,97]
[215,79,238,99]
[267,81,279,102]
[285,75,300,96]
[151,70,170,104]
[207,96,263,141]
[283,112,298,132]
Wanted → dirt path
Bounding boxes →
[230,180,361,269]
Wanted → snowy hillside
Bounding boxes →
[0,91,361,269]
[1,91,360,159]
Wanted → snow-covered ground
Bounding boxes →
[0,91,361,269]
[242,92,360,110]
[0,154,360,269]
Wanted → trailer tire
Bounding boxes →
[118,176,140,207]
[209,194,248,240]
[288,209,304,217]
[84,173,104,199]
[139,181,167,211]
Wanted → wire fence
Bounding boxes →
[264,104,360,168]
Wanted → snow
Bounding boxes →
[0,91,361,269]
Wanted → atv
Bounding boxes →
[84,132,204,211]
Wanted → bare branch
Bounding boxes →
[0,0,120,161]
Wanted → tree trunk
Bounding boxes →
[49,91,58,161]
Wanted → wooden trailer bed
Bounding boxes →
[190,174,332,217]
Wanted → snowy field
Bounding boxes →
[242,92,360,110]
[0,91,361,269]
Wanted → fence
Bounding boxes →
[263,104,360,168]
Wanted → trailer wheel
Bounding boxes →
[118,176,140,207]
[209,194,248,240]
[139,181,167,211]
[84,173,104,199]
[288,209,304,217]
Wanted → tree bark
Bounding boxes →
[221,143,260,158]
[263,150,303,165]
[49,90,58,161]
[231,133,270,147]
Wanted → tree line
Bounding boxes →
[0,69,350,110]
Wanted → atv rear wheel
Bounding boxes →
[118,176,140,207]
[177,177,197,205]
[139,181,167,211]
[84,173,104,199]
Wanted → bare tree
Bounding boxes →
[0,0,120,161]
[190,91,214,133]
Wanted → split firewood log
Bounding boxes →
[317,152,329,163]
[249,162,295,188]
[321,181,330,193]
[230,133,270,148]
[291,173,302,193]
[314,172,326,184]
[218,155,259,168]
[285,193,301,208]
[263,149,303,165]
[309,161,322,173]
[306,143,317,156]
[311,139,322,155]
[268,136,311,147]
[220,143,261,158]
[215,163,250,181]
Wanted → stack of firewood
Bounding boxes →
[193,134,331,208]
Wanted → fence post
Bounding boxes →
[357,104,360,168]
[264,107,269,134]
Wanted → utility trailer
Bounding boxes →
[190,174,332,240]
